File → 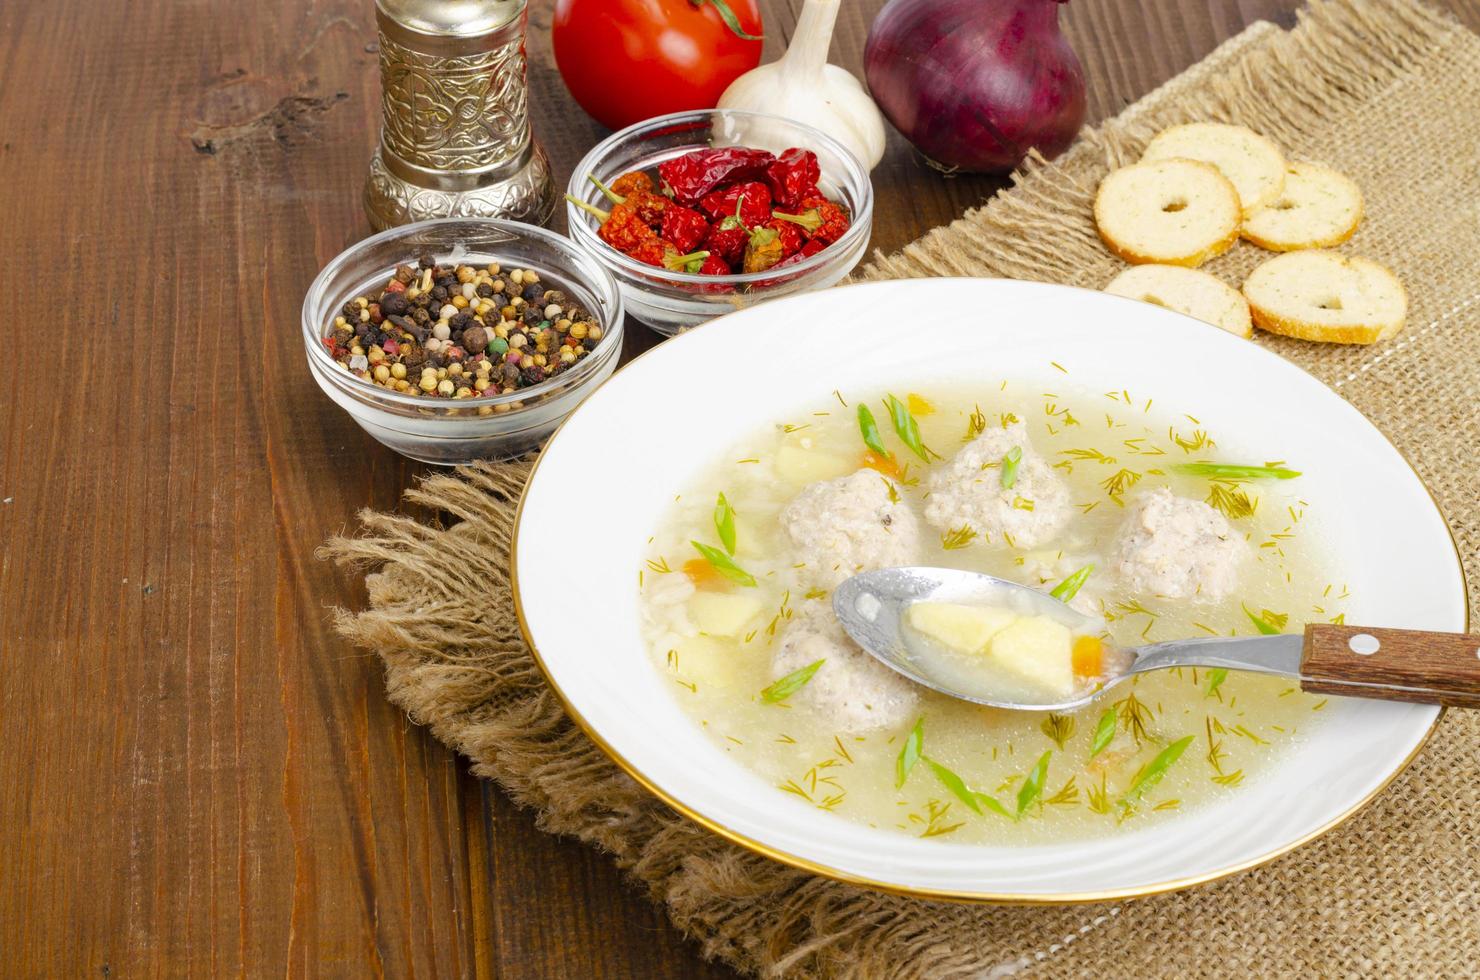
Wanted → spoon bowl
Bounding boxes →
[832,566,1114,711]
[835,567,1478,712]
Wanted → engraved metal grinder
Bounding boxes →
[364,0,557,229]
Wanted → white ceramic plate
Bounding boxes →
[513,279,1467,902]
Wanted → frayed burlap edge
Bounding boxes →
[323,3,1480,977]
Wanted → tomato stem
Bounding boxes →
[691,0,762,41]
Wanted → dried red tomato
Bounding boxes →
[769,217,805,257]
[567,195,658,252]
[699,180,772,224]
[660,203,711,253]
[658,147,776,205]
[629,239,712,271]
[702,220,748,265]
[610,170,655,198]
[741,226,784,273]
[625,189,669,226]
[601,205,658,251]
[776,196,851,244]
[765,148,821,209]
[698,254,731,275]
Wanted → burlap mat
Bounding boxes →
[323,1,1480,974]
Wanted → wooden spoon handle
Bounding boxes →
[1301,624,1480,707]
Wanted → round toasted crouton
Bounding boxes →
[1103,265,1252,338]
[1241,162,1364,251]
[1242,251,1406,345]
[1094,160,1241,268]
[1141,123,1287,214]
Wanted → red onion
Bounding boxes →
[864,0,1086,174]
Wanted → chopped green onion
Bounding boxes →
[1000,446,1023,489]
[1174,462,1301,480]
[884,394,931,462]
[690,541,757,587]
[760,659,824,703]
[1016,751,1052,815]
[1243,604,1281,635]
[1204,668,1229,697]
[714,492,737,556]
[1089,705,1117,758]
[1050,564,1094,602]
[1120,735,1195,807]
[974,792,1015,819]
[923,757,982,814]
[857,404,889,457]
[895,716,924,788]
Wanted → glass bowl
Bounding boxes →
[565,109,873,336]
[301,217,624,465]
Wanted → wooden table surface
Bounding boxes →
[4,0,1477,975]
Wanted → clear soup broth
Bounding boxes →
[639,383,1343,844]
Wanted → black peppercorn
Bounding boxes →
[417,253,435,269]
[462,325,489,354]
[326,259,602,402]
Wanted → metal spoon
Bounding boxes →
[833,567,1480,712]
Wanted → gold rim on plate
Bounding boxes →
[509,278,1470,905]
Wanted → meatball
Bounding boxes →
[923,422,1072,548]
[770,606,919,733]
[1111,487,1249,600]
[780,469,922,590]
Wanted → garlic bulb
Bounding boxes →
[717,0,887,170]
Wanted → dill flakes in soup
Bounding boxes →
[638,382,1341,844]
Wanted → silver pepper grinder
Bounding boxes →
[364,0,556,229]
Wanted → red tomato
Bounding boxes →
[553,0,764,131]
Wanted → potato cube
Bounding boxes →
[986,616,1075,698]
[689,592,764,637]
[731,511,772,558]
[907,602,1018,654]
[670,634,741,689]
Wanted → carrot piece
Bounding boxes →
[906,393,936,416]
[1072,635,1104,677]
[859,450,901,479]
[683,557,727,590]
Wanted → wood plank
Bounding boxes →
[0,0,1475,976]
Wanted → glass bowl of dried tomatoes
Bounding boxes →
[565,109,873,336]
